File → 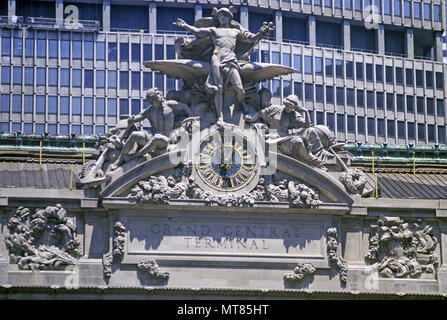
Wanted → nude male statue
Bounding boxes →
[174,7,273,125]
[110,88,192,170]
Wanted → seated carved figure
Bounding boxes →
[110,88,193,171]
[245,94,336,168]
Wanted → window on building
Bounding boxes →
[36,39,46,58]
[336,60,344,78]
[418,123,425,141]
[61,69,69,87]
[378,119,385,136]
[347,115,355,133]
[366,64,373,81]
[355,0,361,11]
[272,79,281,98]
[326,86,334,104]
[304,56,312,74]
[387,120,395,138]
[344,0,352,9]
[396,94,404,112]
[394,0,401,16]
[84,98,93,115]
[417,97,425,114]
[72,97,81,115]
[108,71,117,89]
[336,87,344,105]
[13,67,21,85]
[395,67,403,85]
[72,41,82,59]
[131,43,140,62]
[120,71,129,90]
[261,50,269,63]
[13,38,23,57]
[408,122,415,139]
[48,68,58,87]
[316,21,342,48]
[406,68,413,86]
[36,96,45,114]
[325,0,332,7]
[407,95,414,112]
[85,41,93,60]
[351,26,377,52]
[356,62,363,81]
[143,44,152,62]
[397,121,405,139]
[96,70,105,88]
[120,43,129,62]
[413,2,421,19]
[386,66,394,84]
[37,68,46,86]
[294,82,303,100]
[367,91,374,108]
[0,94,9,112]
[131,72,140,90]
[60,97,69,115]
[327,113,335,130]
[25,39,34,57]
[337,114,345,132]
[72,69,81,87]
[293,54,302,73]
[157,7,192,32]
[436,72,443,90]
[24,95,33,113]
[357,89,364,107]
[315,57,323,75]
[438,126,446,144]
[49,40,57,58]
[425,71,433,88]
[108,98,117,116]
[61,40,70,59]
[376,65,383,82]
[416,70,423,87]
[386,93,394,110]
[284,81,292,97]
[48,96,57,114]
[384,0,391,14]
[12,95,21,113]
[25,68,33,85]
[111,4,149,31]
[358,116,365,134]
[423,3,430,20]
[305,84,314,102]
[325,58,333,77]
[433,5,441,21]
[97,42,105,60]
[437,99,445,116]
[283,17,308,43]
[143,72,152,90]
[119,98,129,115]
[347,89,355,106]
[367,118,375,135]
[1,66,9,84]
[427,98,434,114]
[108,42,117,61]
[155,44,164,60]
[85,70,94,88]
[131,99,140,115]
[96,98,105,116]
[376,92,384,109]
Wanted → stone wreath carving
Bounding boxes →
[128,170,321,208]
[4,205,81,271]
[365,216,439,278]
[283,262,316,283]
[339,169,374,198]
[326,227,347,284]
[137,259,170,280]
[103,222,126,278]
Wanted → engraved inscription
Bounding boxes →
[128,220,324,257]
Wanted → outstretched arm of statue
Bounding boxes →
[242,22,275,41]
[173,18,212,37]
[127,108,149,126]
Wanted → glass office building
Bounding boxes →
[0,0,445,145]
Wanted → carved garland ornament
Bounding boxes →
[365,216,439,278]
[103,221,126,278]
[128,172,321,209]
[326,227,347,284]
[137,259,170,280]
[5,205,81,271]
[283,262,316,283]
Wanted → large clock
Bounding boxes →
[193,128,259,194]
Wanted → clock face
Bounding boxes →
[196,132,257,191]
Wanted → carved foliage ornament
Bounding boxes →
[128,167,321,208]
[103,221,126,278]
[365,216,439,278]
[326,227,347,284]
[137,259,170,280]
[5,205,80,271]
[284,262,316,283]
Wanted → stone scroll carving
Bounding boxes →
[365,216,439,278]
[137,259,170,280]
[128,168,321,209]
[283,262,316,283]
[339,169,374,198]
[326,227,347,284]
[103,221,126,278]
[5,205,81,271]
